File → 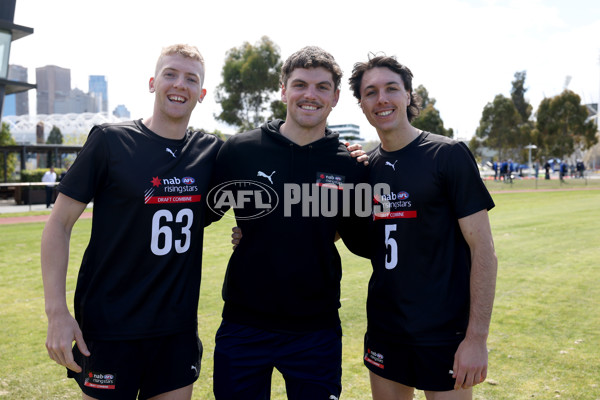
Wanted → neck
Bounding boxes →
[142,114,190,140]
[379,125,420,152]
[280,120,327,146]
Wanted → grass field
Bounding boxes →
[0,189,599,399]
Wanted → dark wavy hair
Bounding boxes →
[280,46,343,91]
[348,54,421,122]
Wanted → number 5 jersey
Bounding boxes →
[366,131,495,345]
[58,120,222,340]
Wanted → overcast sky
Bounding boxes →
[9,0,600,141]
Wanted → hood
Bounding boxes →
[261,119,341,148]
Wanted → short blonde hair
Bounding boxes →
[155,44,204,75]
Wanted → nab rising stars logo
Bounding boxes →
[145,176,200,204]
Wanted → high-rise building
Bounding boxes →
[36,65,71,114]
[89,75,108,112]
[113,104,130,119]
[4,64,29,115]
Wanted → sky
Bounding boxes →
[9,0,600,142]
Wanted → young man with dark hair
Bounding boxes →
[209,46,368,400]
[41,44,222,400]
[349,54,497,400]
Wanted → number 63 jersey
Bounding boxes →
[58,120,222,340]
[366,132,494,345]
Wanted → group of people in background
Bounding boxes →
[492,158,586,182]
[40,43,497,400]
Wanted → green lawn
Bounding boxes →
[0,189,599,399]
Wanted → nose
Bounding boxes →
[173,75,186,89]
[376,90,388,104]
[303,85,317,100]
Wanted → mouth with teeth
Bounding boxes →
[299,103,320,111]
[375,109,394,117]
[168,95,186,103]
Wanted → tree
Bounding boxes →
[536,90,598,159]
[475,94,522,160]
[0,122,18,182]
[511,71,533,122]
[412,85,453,137]
[215,36,283,132]
[46,125,63,144]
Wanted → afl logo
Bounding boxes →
[397,191,409,200]
[182,177,195,185]
[206,180,279,220]
[104,374,114,380]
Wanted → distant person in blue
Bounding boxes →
[500,160,508,181]
[559,160,567,181]
[544,160,551,180]
[576,160,585,178]
[492,159,498,180]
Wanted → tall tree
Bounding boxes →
[0,122,17,182]
[475,94,522,159]
[215,36,283,132]
[412,85,453,137]
[511,71,533,122]
[536,90,598,158]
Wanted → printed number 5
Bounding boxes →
[384,224,398,270]
[151,209,193,256]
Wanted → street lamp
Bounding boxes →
[525,144,537,172]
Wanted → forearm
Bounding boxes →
[466,246,497,340]
[41,218,72,317]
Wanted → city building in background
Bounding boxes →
[328,123,363,142]
[35,65,70,115]
[89,75,107,112]
[112,104,130,119]
[3,64,28,115]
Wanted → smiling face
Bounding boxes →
[281,67,340,134]
[359,67,412,135]
[149,53,206,123]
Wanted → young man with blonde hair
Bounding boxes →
[41,44,222,400]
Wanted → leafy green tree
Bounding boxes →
[215,36,283,132]
[412,85,453,137]
[475,94,522,159]
[0,122,18,182]
[46,125,63,144]
[536,90,598,158]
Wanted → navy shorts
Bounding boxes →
[363,331,459,392]
[67,331,202,400]
[213,320,342,400]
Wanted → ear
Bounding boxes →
[331,89,340,108]
[198,88,207,103]
[281,84,288,104]
[149,77,155,93]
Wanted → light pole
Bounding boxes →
[525,144,537,173]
